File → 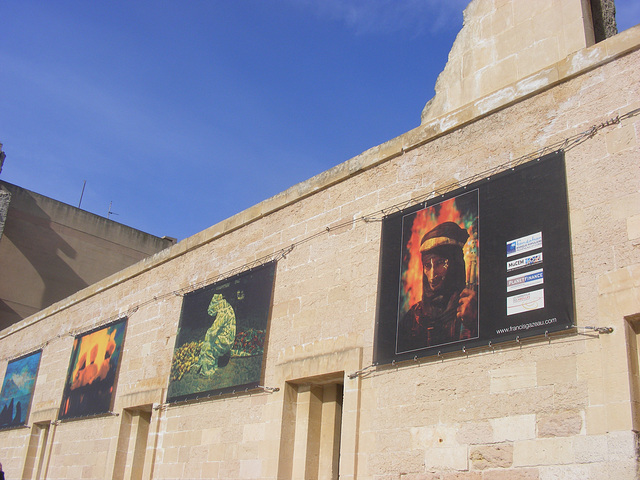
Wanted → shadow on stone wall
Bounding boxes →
[0,190,88,329]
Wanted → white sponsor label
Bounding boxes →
[506,268,544,292]
[507,252,543,272]
[506,232,542,257]
[507,288,545,315]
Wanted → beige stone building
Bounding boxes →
[0,0,639,478]
[0,179,176,329]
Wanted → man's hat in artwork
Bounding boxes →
[419,221,469,253]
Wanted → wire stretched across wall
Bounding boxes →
[1,107,638,363]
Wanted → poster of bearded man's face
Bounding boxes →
[374,152,574,365]
[395,190,479,354]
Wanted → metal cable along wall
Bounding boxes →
[2,107,638,365]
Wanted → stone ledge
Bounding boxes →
[28,407,59,425]
[114,388,164,411]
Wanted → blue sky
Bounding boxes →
[1,1,639,241]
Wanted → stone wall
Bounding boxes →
[0,12,639,480]
[422,0,596,123]
[0,181,176,328]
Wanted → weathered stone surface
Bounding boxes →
[491,415,537,442]
[513,438,574,467]
[537,411,583,438]
[469,443,514,470]
[441,472,482,480]
[422,0,595,123]
[538,464,590,480]
[482,468,540,480]
[456,421,494,445]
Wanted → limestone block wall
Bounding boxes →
[422,0,596,123]
[0,181,176,328]
[0,21,639,480]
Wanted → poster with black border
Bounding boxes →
[167,261,276,403]
[0,350,42,429]
[374,151,574,364]
[58,318,127,420]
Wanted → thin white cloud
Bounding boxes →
[288,0,468,37]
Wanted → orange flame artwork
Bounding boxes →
[399,190,479,316]
[59,319,126,419]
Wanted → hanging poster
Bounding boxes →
[374,151,574,364]
[394,190,479,354]
[167,261,276,402]
[0,350,42,429]
[58,318,127,420]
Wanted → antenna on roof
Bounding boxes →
[78,180,86,208]
[107,201,119,219]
